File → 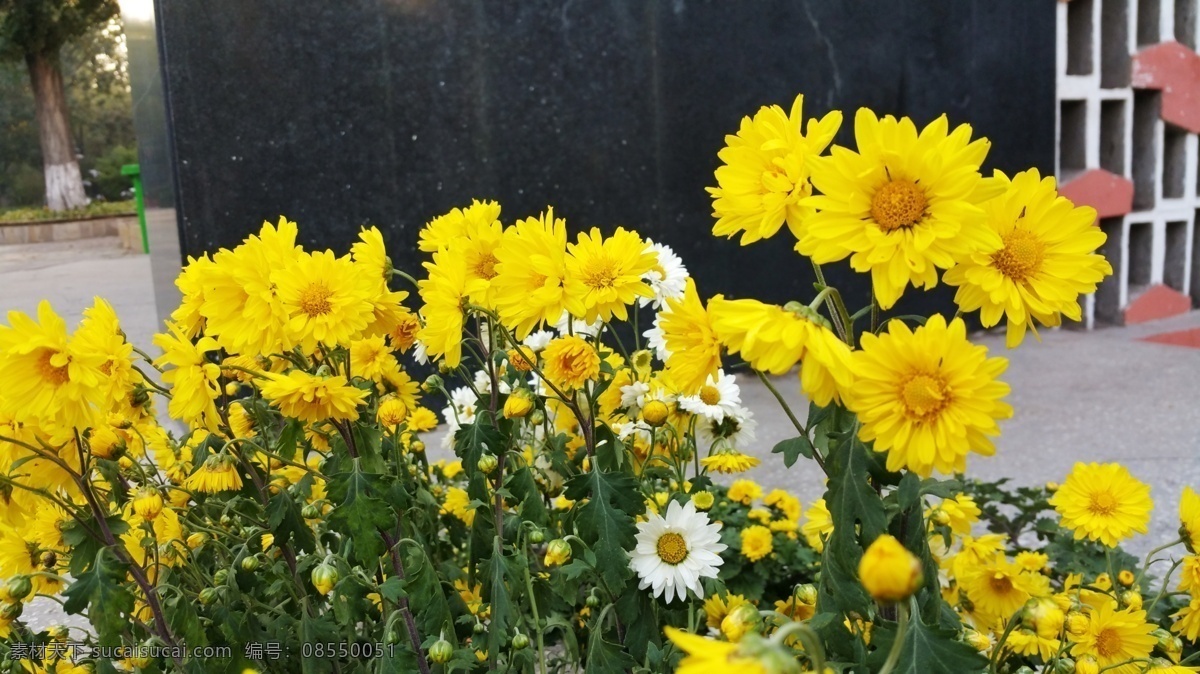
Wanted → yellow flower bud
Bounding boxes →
[544,539,572,567]
[796,584,818,606]
[1120,590,1142,611]
[377,397,408,428]
[186,532,208,549]
[720,603,762,642]
[642,400,670,427]
[1021,597,1065,639]
[507,348,534,372]
[1117,569,1135,587]
[964,629,992,652]
[131,487,164,521]
[1075,655,1099,674]
[503,389,536,419]
[311,562,338,596]
[1065,611,1089,636]
[858,535,922,604]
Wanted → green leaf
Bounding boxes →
[895,472,921,512]
[615,585,659,662]
[508,466,547,526]
[771,436,814,468]
[483,550,515,660]
[299,606,338,674]
[326,458,394,564]
[399,545,457,651]
[266,490,316,553]
[585,622,637,674]
[453,411,504,469]
[63,548,135,647]
[867,608,988,674]
[818,432,886,619]
[564,470,644,592]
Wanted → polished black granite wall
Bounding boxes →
[155,0,1054,313]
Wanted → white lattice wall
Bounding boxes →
[1058,0,1200,325]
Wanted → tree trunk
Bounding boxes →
[26,49,89,211]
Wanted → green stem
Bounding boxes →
[877,600,910,674]
[989,615,1021,674]
[1136,537,1184,585]
[1146,558,1184,614]
[754,371,825,475]
[522,542,548,674]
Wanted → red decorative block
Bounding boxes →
[1140,327,1200,348]
[1058,169,1134,219]
[1124,284,1193,324]
[1132,41,1200,134]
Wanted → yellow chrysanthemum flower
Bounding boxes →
[460,217,505,308]
[275,249,375,353]
[418,199,501,253]
[387,308,422,353]
[797,109,1002,309]
[541,335,600,391]
[1181,487,1200,552]
[351,225,391,285]
[376,397,409,430]
[848,315,1012,476]
[739,525,773,562]
[1070,603,1157,673]
[960,557,1050,621]
[73,298,138,407]
[185,454,244,494]
[708,296,853,406]
[349,335,400,386]
[0,300,104,429]
[563,227,657,323]
[657,278,721,394]
[122,507,185,567]
[153,321,222,431]
[802,498,833,553]
[1172,596,1200,642]
[441,486,475,526]
[927,493,981,536]
[708,93,842,244]
[1050,462,1153,548]
[352,226,412,339]
[763,489,801,522]
[727,479,762,505]
[417,244,469,367]
[406,406,439,433]
[198,217,299,356]
[699,450,760,474]
[227,401,256,439]
[258,371,367,423]
[664,627,768,674]
[171,253,215,338]
[943,169,1112,347]
[492,207,569,338]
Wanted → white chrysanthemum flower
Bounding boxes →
[695,405,757,452]
[629,499,726,603]
[619,381,651,411]
[678,370,741,423]
[473,369,511,396]
[613,418,653,445]
[523,329,555,352]
[555,311,602,338]
[441,386,479,448]
[643,317,671,362]
[412,340,429,365]
[639,240,689,309]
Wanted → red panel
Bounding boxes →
[1058,169,1135,219]
[1132,41,1200,134]
[1140,327,1200,348]
[1124,283,1193,324]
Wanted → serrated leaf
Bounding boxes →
[919,478,963,499]
[895,472,920,512]
[585,624,637,674]
[818,432,886,619]
[400,545,456,651]
[326,458,393,564]
[266,490,315,553]
[299,606,337,674]
[63,548,135,647]
[615,585,658,662]
[867,608,988,674]
[564,470,643,592]
[772,436,814,468]
[453,411,504,468]
[484,549,515,660]
[508,466,547,526]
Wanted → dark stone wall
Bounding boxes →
[156,0,1054,314]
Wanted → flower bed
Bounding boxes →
[0,94,1195,674]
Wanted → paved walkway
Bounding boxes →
[2,238,1198,628]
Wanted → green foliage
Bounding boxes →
[0,0,119,59]
[867,605,989,674]
[563,469,644,593]
[0,197,133,221]
[63,547,136,647]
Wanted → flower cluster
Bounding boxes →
[0,91,1188,674]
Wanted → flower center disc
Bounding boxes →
[699,385,721,406]
[1095,628,1123,658]
[656,532,689,565]
[901,374,948,419]
[298,283,334,317]
[993,229,1045,281]
[584,260,618,290]
[474,252,499,280]
[989,572,1013,594]
[871,178,927,231]
[1089,491,1119,516]
[36,350,71,386]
